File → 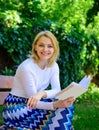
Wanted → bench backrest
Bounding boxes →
[0,75,14,105]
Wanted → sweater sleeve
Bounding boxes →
[45,63,61,98]
[36,101,55,110]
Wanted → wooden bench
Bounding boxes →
[0,75,14,105]
[0,75,22,130]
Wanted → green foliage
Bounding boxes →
[86,0,99,24]
[1,67,14,76]
[0,0,46,69]
[83,14,99,75]
[0,2,98,129]
[0,0,99,88]
[52,28,85,87]
[75,83,99,103]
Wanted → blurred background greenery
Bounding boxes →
[0,0,99,129]
[0,0,99,86]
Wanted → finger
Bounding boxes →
[27,97,33,107]
[28,99,38,109]
[27,97,36,108]
[67,97,75,102]
[30,99,38,108]
[63,97,72,101]
[67,100,73,107]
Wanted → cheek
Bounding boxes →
[34,44,38,51]
[34,46,37,51]
[52,49,55,54]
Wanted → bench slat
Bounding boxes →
[0,92,9,105]
[0,75,14,89]
[0,75,14,105]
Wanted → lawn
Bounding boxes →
[73,102,99,130]
[0,105,4,125]
[0,102,99,129]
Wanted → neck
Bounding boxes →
[38,60,48,69]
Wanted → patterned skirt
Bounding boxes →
[2,93,74,130]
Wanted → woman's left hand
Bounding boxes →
[53,96,75,109]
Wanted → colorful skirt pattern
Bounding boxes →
[2,94,74,130]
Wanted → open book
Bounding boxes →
[56,75,92,100]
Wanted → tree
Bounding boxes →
[0,0,98,87]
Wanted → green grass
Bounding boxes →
[72,84,99,129]
[73,102,99,130]
[0,105,4,125]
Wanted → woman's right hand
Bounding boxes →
[53,96,75,109]
[27,91,47,109]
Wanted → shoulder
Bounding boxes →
[50,62,59,71]
[53,62,59,67]
[19,58,33,66]
[17,58,35,71]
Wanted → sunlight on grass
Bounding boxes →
[73,83,99,130]
[73,102,99,130]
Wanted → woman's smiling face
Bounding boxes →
[34,36,55,62]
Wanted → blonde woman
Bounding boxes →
[3,31,75,130]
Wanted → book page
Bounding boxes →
[56,82,88,100]
[56,75,92,100]
[79,76,91,88]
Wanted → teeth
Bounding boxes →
[42,52,49,55]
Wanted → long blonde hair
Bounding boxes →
[31,31,59,67]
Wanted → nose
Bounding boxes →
[43,46,48,51]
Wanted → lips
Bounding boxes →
[41,52,50,56]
